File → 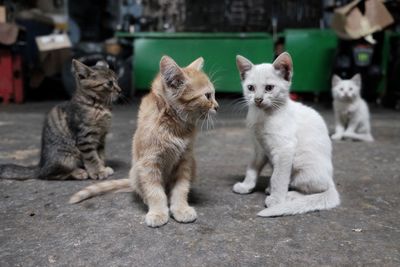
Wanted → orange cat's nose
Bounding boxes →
[214,103,219,111]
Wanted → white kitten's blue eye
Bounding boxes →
[265,85,274,92]
[340,88,344,91]
[247,85,255,92]
[349,87,353,91]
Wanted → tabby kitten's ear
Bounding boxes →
[273,52,293,82]
[332,74,341,88]
[72,59,93,80]
[236,55,253,80]
[187,57,204,70]
[351,73,361,87]
[160,56,185,89]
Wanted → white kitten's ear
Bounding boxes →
[187,57,204,70]
[351,73,361,87]
[332,74,341,88]
[160,55,185,89]
[236,55,254,80]
[272,52,293,82]
[72,59,93,79]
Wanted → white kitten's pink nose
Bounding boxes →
[254,98,263,105]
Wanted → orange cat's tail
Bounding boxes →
[69,179,132,204]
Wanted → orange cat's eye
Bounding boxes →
[205,93,211,100]
[265,85,274,92]
[247,85,255,92]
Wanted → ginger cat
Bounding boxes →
[70,56,219,227]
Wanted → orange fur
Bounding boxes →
[70,56,218,227]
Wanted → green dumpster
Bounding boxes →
[116,32,274,92]
[284,29,338,94]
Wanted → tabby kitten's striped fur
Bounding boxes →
[0,60,120,180]
[70,56,219,227]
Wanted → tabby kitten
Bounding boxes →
[0,60,120,180]
[70,56,218,228]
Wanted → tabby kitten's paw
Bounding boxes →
[88,167,114,180]
[99,166,114,179]
[233,182,254,194]
[145,211,169,227]
[71,168,89,180]
[265,195,283,207]
[171,206,197,223]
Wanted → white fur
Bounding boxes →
[233,53,340,217]
[331,74,374,142]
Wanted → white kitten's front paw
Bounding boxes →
[331,133,343,141]
[171,206,197,223]
[265,195,283,207]
[233,182,254,194]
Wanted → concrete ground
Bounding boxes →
[0,99,399,266]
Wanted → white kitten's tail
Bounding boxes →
[69,179,132,204]
[344,132,374,142]
[257,186,340,217]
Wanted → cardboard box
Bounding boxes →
[331,0,394,40]
[35,33,72,76]
[35,33,71,51]
[0,6,6,23]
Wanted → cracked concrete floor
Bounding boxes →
[0,100,399,266]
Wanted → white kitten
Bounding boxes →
[331,74,374,142]
[233,52,340,217]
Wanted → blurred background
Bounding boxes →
[0,0,399,108]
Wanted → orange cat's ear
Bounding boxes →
[332,75,341,88]
[273,52,293,82]
[160,56,185,89]
[187,57,204,70]
[72,59,93,79]
[236,55,253,80]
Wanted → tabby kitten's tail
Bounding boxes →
[0,164,39,180]
[69,179,132,204]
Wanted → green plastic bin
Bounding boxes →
[117,32,274,92]
[284,29,338,93]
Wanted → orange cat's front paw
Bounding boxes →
[171,206,197,223]
[145,211,169,227]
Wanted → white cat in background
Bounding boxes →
[331,74,374,142]
[233,52,340,217]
